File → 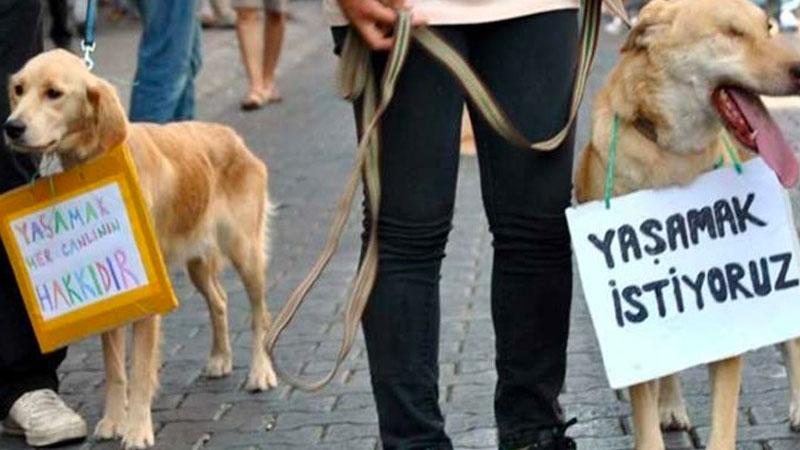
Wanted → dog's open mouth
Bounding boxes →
[712,87,799,187]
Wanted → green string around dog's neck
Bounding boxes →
[603,118,745,209]
[603,114,620,209]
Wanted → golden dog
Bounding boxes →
[4,49,277,449]
[575,0,800,448]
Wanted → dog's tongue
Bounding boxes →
[727,88,799,187]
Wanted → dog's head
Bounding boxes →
[4,49,128,162]
[622,0,800,185]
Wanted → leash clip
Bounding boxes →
[80,39,96,71]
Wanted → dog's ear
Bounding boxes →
[87,77,128,153]
[621,1,676,52]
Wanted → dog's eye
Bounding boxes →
[45,88,62,100]
[726,26,745,38]
[13,84,23,96]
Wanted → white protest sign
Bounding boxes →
[9,182,149,320]
[567,158,800,389]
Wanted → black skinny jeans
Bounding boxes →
[335,9,578,450]
[0,0,66,419]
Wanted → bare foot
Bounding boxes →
[240,91,265,111]
[259,83,283,104]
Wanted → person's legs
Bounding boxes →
[466,10,578,449]
[0,5,83,446]
[47,0,72,49]
[130,0,202,123]
[235,6,266,107]
[174,20,203,120]
[333,27,467,450]
[0,0,66,416]
[261,8,285,101]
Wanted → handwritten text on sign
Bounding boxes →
[566,159,800,389]
[10,182,148,320]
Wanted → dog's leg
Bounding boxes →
[784,339,800,431]
[631,380,665,450]
[707,356,743,450]
[121,315,160,450]
[658,374,691,431]
[188,256,233,377]
[229,233,276,392]
[95,327,127,440]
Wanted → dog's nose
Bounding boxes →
[3,119,26,140]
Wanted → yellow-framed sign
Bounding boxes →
[0,144,177,353]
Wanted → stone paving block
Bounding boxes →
[323,423,376,442]
[274,408,377,431]
[209,426,322,448]
[333,392,377,412]
[156,421,215,449]
[451,427,497,448]
[768,439,800,449]
[574,435,635,450]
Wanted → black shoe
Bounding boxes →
[515,418,578,450]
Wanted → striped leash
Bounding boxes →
[265,0,629,391]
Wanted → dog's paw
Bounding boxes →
[659,402,692,431]
[94,416,125,440]
[790,397,800,432]
[121,421,154,449]
[205,354,233,378]
[245,360,278,392]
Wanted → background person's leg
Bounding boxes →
[0,0,68,420]
[235,5,266,108]
[333,27,467,450]
[262,6,285,101]
[130,0,202,123]
[466,10,578,449]
[174,20,203,121]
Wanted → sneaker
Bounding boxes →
[3,389,87,447]
[780,10,798,32]
[604,16,624,35]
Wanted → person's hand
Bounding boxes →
[337,0,425,51]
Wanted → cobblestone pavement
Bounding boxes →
[5,4,800,449]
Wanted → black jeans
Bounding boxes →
[47,0,73,49]
[0,0,66,420]
[334,9,578,450]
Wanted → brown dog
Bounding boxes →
[4,49,277,449]
[575,0,800,448]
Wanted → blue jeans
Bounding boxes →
[129,0,202,123]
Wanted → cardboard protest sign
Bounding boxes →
[0,144,177,352]
[567,159,800,389]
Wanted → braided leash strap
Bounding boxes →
[265,0,629,391]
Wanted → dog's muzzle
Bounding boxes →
[3,118,26,141]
